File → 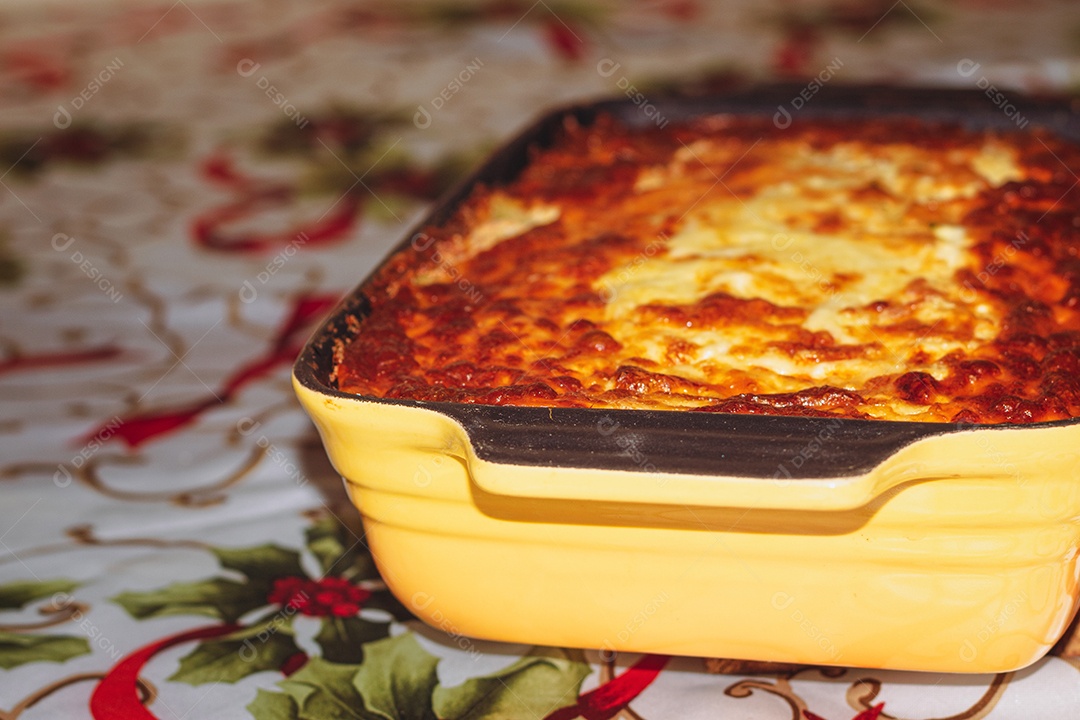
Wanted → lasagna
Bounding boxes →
[333,113,1080,423]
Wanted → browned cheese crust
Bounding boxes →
[335,114,1080,423]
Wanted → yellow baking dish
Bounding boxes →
[294,86,1080,673]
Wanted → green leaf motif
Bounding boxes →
[251,635,442,720]
[213,544,305,587]
[227,607,300,641]
[248,688,300,720]
[353,633,439,720]
[0,631,90,669]
[275,657,367,720]
[113,577,266,623]
[248,636,592,720]
[169,630,302,685]
[305,516,374,579]
[306,535,349,577]
[316,616,390,664]
[0,579,78,611]
[433,648,591,720]
[112,543,306,626]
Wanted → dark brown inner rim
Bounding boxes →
[295,84,1080,480]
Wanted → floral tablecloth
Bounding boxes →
[2,1,1080,718]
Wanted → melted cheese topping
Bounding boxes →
[335,115,1080,423]
[598,140,1013,416]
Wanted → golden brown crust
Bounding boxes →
[335,114,1080,423]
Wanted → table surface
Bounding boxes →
[2,1,1080,718]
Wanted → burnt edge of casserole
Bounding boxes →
[295,84,1080,480]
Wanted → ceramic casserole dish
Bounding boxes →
[294,85,1080,673]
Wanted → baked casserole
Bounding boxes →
[333,113,1080,425]
[296,88,1080,673]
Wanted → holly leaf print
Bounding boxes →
[249,634,594,720]
[315,615,391,664]
[0,632,90,669]
[114,543,306,623]
[113,577,266,623]
[433,647,591,720]
[247,688,301,720]
[352,633,439,720]
[250,634,442,720]
[0,578,78,610]
[305,515,373,578]
[213,544,306,589]
[272,656,368,720]
[169,628,302,685]
[0,579,89,669]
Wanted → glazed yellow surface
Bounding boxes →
[296,377,1080,672]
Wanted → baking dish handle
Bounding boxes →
[466,454,913,512]
[450,405,967,512]
[464,420,1062,513]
